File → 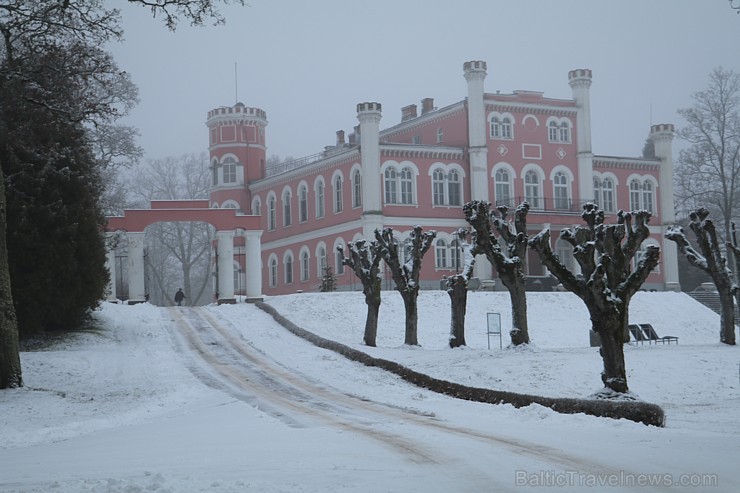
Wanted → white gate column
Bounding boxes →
[127,232,147,304]
[105,233,117,302]
[244,230,263,302]
[217,230,236,304]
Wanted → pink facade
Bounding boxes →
[207,61,678,296]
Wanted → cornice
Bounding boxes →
[380,144,465,160]
[485,101,578,116]
[593,155,661,170]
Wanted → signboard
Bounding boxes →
[487,312,502,350]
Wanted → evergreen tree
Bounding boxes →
[320,266,337,292]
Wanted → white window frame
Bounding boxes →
[315,177,325,219]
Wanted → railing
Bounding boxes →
[492,197,596,214]
[265,152,326,177]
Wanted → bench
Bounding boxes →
[629,323,678,345]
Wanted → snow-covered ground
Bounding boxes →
[0,290,738,492]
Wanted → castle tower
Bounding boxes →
[206,102,268,212]
[463,61,489,202]
[651,123,680,291]
[568,69,594,203]
[357,102,384,239]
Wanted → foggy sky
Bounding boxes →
[108,0,740,163]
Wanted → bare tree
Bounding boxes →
[464,200,531,346]
[675,67,740,244]
[338,240,383,347]
[667,208,737,345]
[375,226,436,346]
[446,229,476,348]
[529,205,659,394]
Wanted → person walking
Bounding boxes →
[174,288,185,306]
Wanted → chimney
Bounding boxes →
[421,98,434,115]
[401,104,418,122]
[336,130,345,146]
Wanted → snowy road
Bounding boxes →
[168,306,669,493]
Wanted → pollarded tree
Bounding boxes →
[666,208,737,345]
[464,200,531,346]
[338,239,383,347]
[529,204,660,394]
[375,226,436,346]
[446,229,477,348]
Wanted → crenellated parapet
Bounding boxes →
[463,60,487,82]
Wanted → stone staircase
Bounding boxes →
[686,288,740,319]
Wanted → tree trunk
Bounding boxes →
[718,288,737,345]
[402,292,419,346]
[447,276,467,348]
[593,310,629,393]
[363,294,380,347]
[0,167,22,389]
[500,273,530,345]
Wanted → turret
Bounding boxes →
[357,102,383,218]
[463,60,489,201]
[568,69,594,202]
[650,123,680,291]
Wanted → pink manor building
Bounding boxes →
[205,60,679,298]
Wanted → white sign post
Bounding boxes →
[487,312,502,350]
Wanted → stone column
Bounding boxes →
[105,233,117,302]
[216,230,236,304]
[127,232,147,304]
[244,230,263,302]
[651,123,680,291]
[569,69,594,204]
[358,102,383,214]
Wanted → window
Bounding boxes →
[555,238,575,272]
[252,198,261,216]
[435,239,448,268]
[211,161,218,186]
[222,157,237,184]
[548,121,559,142]
[433,169,445,205]
[559,122,571,143]
[400,167,414,204]
[352,169,362,208]
[490,116,501,138]
[268,195,276,231]
[284,253,293,284]
[437,128,443,143]
[448,170,461,206]
[501,117,513,139]
[397,238,412,267]
[553,171,570,210]
[335,249,345,275]
[300,250,310,281]
[494,168,512,207]
[233,264,241,293]
[450,239,462,271]
[282,189,292,227]
[269,257,278,287]
[299,185,308,222]
[630,179,642,211]
[412,135,421,144]
[642,181,654,213]
[384,168,397,204]
[595,177,616,212]
[316,179,325,218]
[525,170,541,209]
[317,246,327,276]
[333,175,343,213]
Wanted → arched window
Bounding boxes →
[352,169,362,208]
[268,195,276,231]
[602,178,615,212]
[284,252,293,284]
[448,170,461,206]
[334,175,343,213]
[555,238,575,272]
[525,170,541,209]
[494,168,512,207]
[553,171,570,210]
[642,181,654,213]
[300,250,310,281]
[400,167,414,204]
[435,239,448,268]
[559,122,571,143]
[334,240,345,275]
[593,178,603,207]
[317,246,327,277]
[211,160,219,186]
[501,116,513,139]
[548,121,559,142]
[432,169,445,205]
[251,198,261,216]
[398,238,413,267]
[269,257,278,288]
[222,156,237,184]
[490,116,501,138]
[437,128,443,143]
[450,239,462,272]
[299,184,308,222]
[315,178,325,218]
[630,180,642,211]
[384,168,398,204]
[282,189,292,227]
